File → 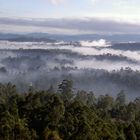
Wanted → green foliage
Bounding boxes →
[0,81,140,140]
[58,79,73,102]
[42,128,62,140]
[116,90,126,106]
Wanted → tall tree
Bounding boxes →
[58,80,73,102]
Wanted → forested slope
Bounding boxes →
[0,80,140,140]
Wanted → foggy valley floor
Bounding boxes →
[0,40,140,139]
[0,40,140,100]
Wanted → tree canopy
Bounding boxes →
[0,80,139,140]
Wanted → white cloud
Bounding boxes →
[80,39,111,47]
[50,0,65,4]
[90,0,97,2]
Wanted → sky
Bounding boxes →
[0,0,140,34]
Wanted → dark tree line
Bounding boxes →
[0,80,140,140]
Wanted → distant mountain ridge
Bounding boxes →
[0,33,56,42]
[0,33,140,42]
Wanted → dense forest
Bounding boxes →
[0,79,140,140]
[0,46,140,100]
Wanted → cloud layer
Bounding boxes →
[0,17,140,34]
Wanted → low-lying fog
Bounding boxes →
[0,39,140,100]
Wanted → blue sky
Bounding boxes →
[0,0,140,34]
[0,0,140,20]
[0,0,91,18]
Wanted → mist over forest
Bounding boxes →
[0,39,140,100]
[2,0,140,139]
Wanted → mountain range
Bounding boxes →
[0,33,140,42]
